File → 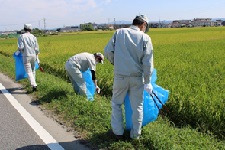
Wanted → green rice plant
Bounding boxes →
[152,33,225,138]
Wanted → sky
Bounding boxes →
[0,0,225,31]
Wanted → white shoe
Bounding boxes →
[130,135,140,140]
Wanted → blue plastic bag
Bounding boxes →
[82,69,96,101]
[13,51,39,81]
[124,69,169,129]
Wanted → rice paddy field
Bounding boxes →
[0,27,225,150]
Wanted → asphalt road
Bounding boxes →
[0,72,90,150]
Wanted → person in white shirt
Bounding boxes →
[104,15,154,140]
[65,52,104,96]
[18,24,39,91]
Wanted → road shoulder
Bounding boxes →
[0,72,90,150]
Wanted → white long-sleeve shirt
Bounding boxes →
[104,25,154,84]
[69,52,96,72]
[18,32,39,56]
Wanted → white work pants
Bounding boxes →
[65,60,86,95]
[23,55,37,87]
[111,74,144,139]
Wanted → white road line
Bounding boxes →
[0,83,64,150]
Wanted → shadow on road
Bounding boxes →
[2,86,27,94]
[16,140,91,150]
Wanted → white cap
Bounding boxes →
[95,52,104,64]
[135,15,149,23]
[24,24,32,30]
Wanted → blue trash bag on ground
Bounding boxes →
[13,51,39,81]
[124,69,169,130]
[82,69,95,101]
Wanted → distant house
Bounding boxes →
[57,26,80,32]
[171,20,192,28]
[192,18,213,27]
[96,23,131,30]
[171,20,179,28]
[214,20,223,26]
[1,31,17,35]
[113,24,130,29]
[222,21,225,26]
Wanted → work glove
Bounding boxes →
[15,50,20,56]
[144,83,153,95]
[36,56,40,64]
[96,86,101,94]
[36,56,44,72]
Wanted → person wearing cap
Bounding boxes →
[65,52,104,96]
[17,24,40,91]
[104,15,154,140]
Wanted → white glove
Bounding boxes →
[144,83,153,94]
[96,86,101,94]
[36,56,40,64]
[15,50,20,56]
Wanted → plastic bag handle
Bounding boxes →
[150,91,169,113]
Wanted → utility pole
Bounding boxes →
[114,18,116,29]
[43,18,46,30]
